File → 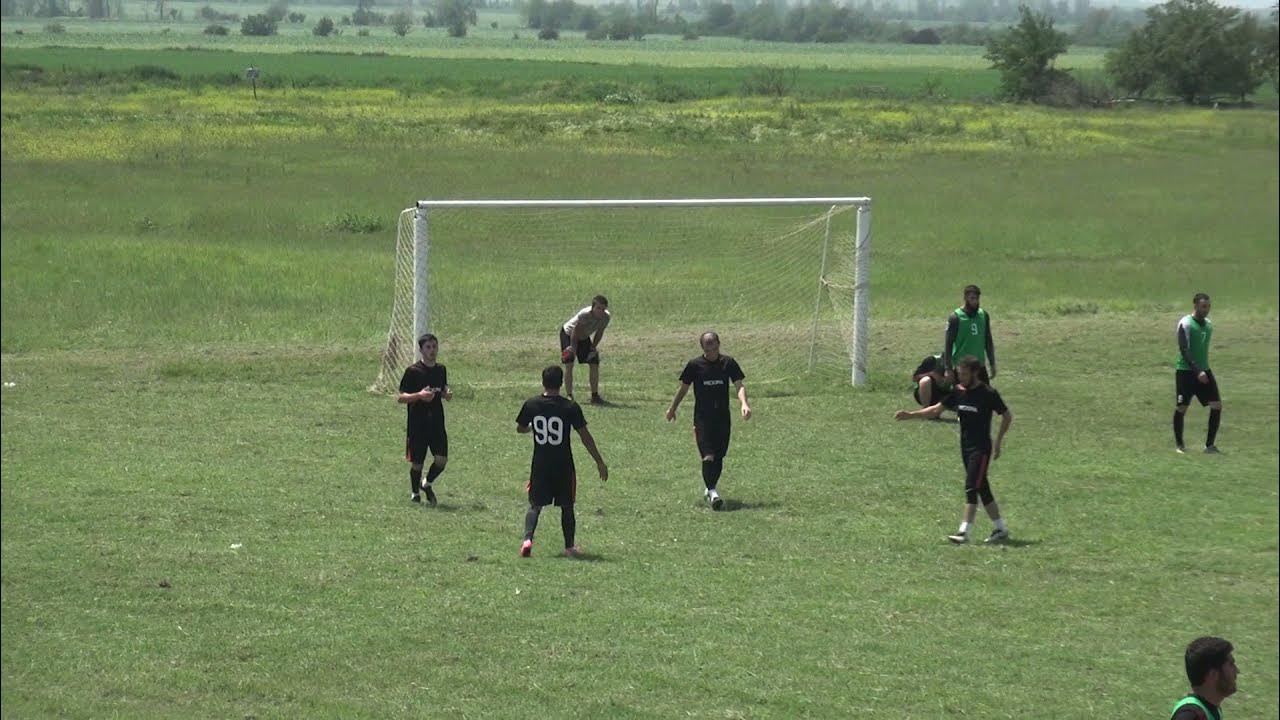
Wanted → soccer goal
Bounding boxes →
[370,198,871,394]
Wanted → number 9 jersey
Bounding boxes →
[517,394,588,505]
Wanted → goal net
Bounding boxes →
[370,198,870,395]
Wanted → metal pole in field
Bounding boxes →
[245,66,259,99]
[413,206,430,344]
[851,203,871,387]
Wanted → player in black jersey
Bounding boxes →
[516,366,608,558]
[665,332,752,510]
[895,356,1013,544]
[397,334,453,506]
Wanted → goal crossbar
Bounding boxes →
[416,197,872,209]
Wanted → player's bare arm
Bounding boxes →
[895,402,945,421]
[517,422,531,434]
[993,409,1013,459]
[397,387,435,404]
[443,386,454,401]
[592,328,605,349]
[735,380,752,420]
[666,383,691,421]
[577,427,608,481]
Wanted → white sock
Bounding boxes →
[958,522,970,535]
[994,518,1007,532]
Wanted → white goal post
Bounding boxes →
[371,197,871,393]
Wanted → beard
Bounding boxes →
[1217,674,1237,698]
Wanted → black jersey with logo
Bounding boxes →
[679,355,745,429]
[399,362,447,433]
[942,383,1008,454]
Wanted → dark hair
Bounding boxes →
[418,333,437,349]
[1193,293,1210,305]
[913,355,940,379]
[542,365,564,389]
[700,331,720,348]
[963,285,981,297]
[959,355,984,379]
[1185,637,1233,686]
[592,295,609,307]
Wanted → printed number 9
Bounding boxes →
[533,416,564,445]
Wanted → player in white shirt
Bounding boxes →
[560,295,611,404]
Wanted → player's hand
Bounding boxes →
[1198,371,1209,384]
[741,404,752,421]
[993,441,1003,460]
[665,408,677,422]
[586,348,599,363]
[989,364,997,380]
[419,388,436,402]
[562,347,575,364]
[443,388,454,401]
[946,369,957,384]
[894,410,911,421]
[597,461,609,482]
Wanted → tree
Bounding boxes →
[435,0,475,35]
[983,4,1070,100]
[312,14,335,34]
[264,0,287,21]
[240,12,277,34]
[1106,0,1270,102]
[389,6,414,34]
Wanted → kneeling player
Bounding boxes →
[912,353,954,407]
[665,331,751,510]
[517,366,608,558]
[895,356,1012,544]
[397,333,453,505]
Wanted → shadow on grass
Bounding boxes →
[559,552,609,562]
[719,499,779,512]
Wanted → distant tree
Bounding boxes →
[240,12,277,34]
[287,11,306,22]
[537,24,558,37]
[389,6,414,34]
[1106,0,1270,102]
[312,14,334,34]
[264,0,287,21]
[983,4,1070,101]
[436,0,475,35]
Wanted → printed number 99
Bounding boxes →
[533,416,564,445]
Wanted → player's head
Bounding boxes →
[963,285,981,310]
[418,333,438,362]
[1193,292,1211,318]
[700,331,721,358]
[1185,637,1237,697]
[542,365,564,391]
[591,295,609,317]
[958,356,984,387]
[915,355,941,378]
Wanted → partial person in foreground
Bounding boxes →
[1171,636,1238,720]
[397,333,452,506]
[666,332,751,510]
[517,365,608,558]
[1174,293,1222,454]
[560,295,611,404]
[895,355,1012,544]
[942,284,997,382]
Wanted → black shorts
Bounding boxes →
[1176,370,1220,407]
[962,448,995,505]
[559,328,599,365]
[528,466,576,507]
[914,384,953,406]
[405,424,448,464]
[694,424,731,460]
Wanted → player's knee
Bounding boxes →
[964,487,979,504]
[433,455,447,469]
[1175,405,1189,415]
[1209,401,1222,411]
[411,462,424,471]
[701,454,715,463]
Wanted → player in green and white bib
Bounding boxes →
[1173,293,1222,454]
[942,285,997,381]
[1170,636,1237,720]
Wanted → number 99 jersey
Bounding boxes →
[517,394,588,505]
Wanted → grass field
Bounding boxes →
[2,38,1278,719]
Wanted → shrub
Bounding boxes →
[203,22,229,34]
[240,13,277,35]
[357,27,369,35]
[389,7,413,35]
[328,213,384,234]
[312,15,334,35]
[130,64,180,81]
[44,22,66,33]
[287,11,305,22]
[904,27,941,44]
[537,25,558,39]
[264,0,288,21]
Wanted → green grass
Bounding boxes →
[1,66,1278,718]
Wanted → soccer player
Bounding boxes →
[942,284,997,381]
[895,355,1012,544]
[665,331,752,510]
[560,295,611,404]
[397,333,452,506]
[1174,293,1222,454]
[517,365,608,558]
[912,353,954,407]
[1171,637,1238,720]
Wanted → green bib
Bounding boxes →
[951,308,988,365]
[1175,315,1212,371]
[1170,694,1219,720]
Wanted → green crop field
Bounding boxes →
[1,35,1277,719]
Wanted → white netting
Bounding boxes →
[371,203,867,394]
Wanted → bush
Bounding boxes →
[287,11,305,22]
[742,66,795,96]
[351,6,385,24]
[389,7,413,35]
[328,213,384,234]
[240,13,277,35]
[129,64,180,81]
[537,25,558,39]
[203,23,229,34]
[489,20,497,28]
[904,27,941,44]
[264,0,288,22]
[313,15,334,35]
[199,5,238,21]
[43,21,65,33]
[681,29,699,40]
